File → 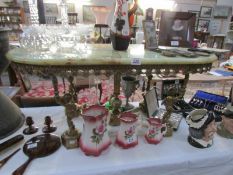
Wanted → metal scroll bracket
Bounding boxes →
[109,71,122,126]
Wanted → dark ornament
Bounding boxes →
[42,116,57,133]
[23,116,38,135]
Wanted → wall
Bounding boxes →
[174,0,216,12]
[217,0,233,9]
[16,0,233,35]
[216,0,233,34]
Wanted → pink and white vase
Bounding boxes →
[116,112,138,149]
[145,118,166,144]
[80,105,111,156]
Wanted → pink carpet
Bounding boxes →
[23,80,144,105]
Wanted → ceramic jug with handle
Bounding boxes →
[145,118,166,144]
[80,105,111,156]
[116,112,138,148]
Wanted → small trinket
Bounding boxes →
[42,116,57,133]
[23,116,38,135]
[186,109,217,148]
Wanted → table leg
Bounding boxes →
[179,73,190,99]
[109,71,122,126]
[52,75,81,149]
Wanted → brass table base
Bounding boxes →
[61,130,81,149]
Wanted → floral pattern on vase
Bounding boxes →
[91,120,107,144]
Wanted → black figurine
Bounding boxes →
[42,116,57,133]
[23,116,38,135]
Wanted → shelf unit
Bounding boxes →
[224,22,233,50]
[0,6,25,41]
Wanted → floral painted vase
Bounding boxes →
[116,112,138,149]
[80,105,111,156]
[110,0,131,50]
[145,118,166,144]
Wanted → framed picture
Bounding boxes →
[143,20,158,50]
[83,5,95,24]
[144,87,159,117]
[197,19,210,32]
[213,6,231,19]
[158,11,195,47]
[23,1,30,13]
[44,3,58,16]
[67,3,75,13]
[200,6,212,18]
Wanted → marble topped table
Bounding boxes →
[6,44,218,145]
[7,44,216,71]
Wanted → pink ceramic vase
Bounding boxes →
[80,105,111,156]
[116,112,138,149]
[145,118,165,144]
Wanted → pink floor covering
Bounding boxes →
[23,79,144,105]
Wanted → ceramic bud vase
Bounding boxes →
[80,105,111,156]
[116,112,138,148]
[110,0,131,50]
[145,118,166,144]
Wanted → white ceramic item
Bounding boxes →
[145,118,166,144]
[80,105,111,156]
[116,112,138,149]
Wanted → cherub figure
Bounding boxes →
[56,93,81,136]
[162,87,179,136]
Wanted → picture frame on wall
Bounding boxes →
[44,3,58,16]
[197,19,210,32]
[142,20,158,50]
[67,3,75,13]
[200,6,213,18]
[83,5,95,24]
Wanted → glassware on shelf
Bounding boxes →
[19,24,95,53]
[28,0,39,24]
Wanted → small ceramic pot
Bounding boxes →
[145,118,166,144]
[80,105,111,156]
[116,112,138,149]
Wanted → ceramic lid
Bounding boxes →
[81,105,108,122]
[119,112,138,123]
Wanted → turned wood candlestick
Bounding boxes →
[42,116,57,133]
[23,116,38,135]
